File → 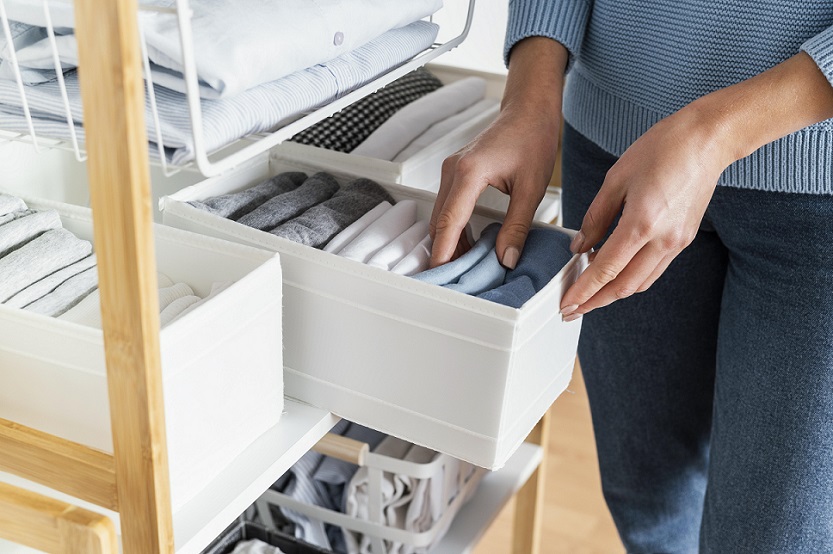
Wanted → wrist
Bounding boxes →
[501,37,566,125]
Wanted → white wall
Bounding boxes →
[434,0,509,75]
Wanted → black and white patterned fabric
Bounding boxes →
[289,67,443,153]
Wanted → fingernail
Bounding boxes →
[562,313,581,323]
[560,304,578,315]
[570,231,585,254]
[502,246,519,269]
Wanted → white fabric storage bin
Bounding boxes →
[159,155,588,470]
[0,198,284,512]
[270,66,561,224]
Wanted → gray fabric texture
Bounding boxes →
[270,179,395,248]
[23,266,98,317]
[189,172,307,220]
[0,194,27,217]
[0,228,92,302]
[0,209,62,258]
[237,172,339,231]
[4,254,97,309]
[0,209,36,227]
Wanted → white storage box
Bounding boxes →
[0,198,284,511]
[160,155,587,470]
[269,65,562,224]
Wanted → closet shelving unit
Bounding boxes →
[0,0,557,552]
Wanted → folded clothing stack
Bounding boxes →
[0,1,444,163]
[231,540,287,554]
[291,68,500,163]
[190,172,574,308]
[0,193,226,326]
[267,420,481,554]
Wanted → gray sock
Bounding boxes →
[270,178,395,248]
[0,209,62,258]
[4,254,97,309]
[0,209,36,227]
[0,228,93,302]
[0,194,27,217]
[23,266,98,317]
[237,172,339,231]
[189,172,307,220]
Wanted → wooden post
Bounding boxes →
[73,0,173,551]
[512,409,551,554]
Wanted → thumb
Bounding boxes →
[571,182,623,254]
[495,183,544,270]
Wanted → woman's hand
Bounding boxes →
[430,37,568,269]
[560,52,833,321]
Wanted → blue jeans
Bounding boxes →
[561,123,833,554]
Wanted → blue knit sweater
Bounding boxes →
[505,0,833,194]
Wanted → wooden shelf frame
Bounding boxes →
[0,0,555,552]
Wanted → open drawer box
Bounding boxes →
[0,197,284,511]
[160,155,587,470]
[270,65,561,224]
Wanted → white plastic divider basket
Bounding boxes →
[257,433,488,554]
[0,0,476,177]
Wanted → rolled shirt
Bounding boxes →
[23,266,98,317]
[337,200,419,263]
[237,173,340,231]
[4,254,96,309]
[0,209,61,258]
[188,171,306,220]
[367,219,430,271]
[323,201,392,254]
[390,234,432,276]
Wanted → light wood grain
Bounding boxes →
[73,0,173,551]
[0,418,117,511]
[474,363,625,554]
[0,482,117,554]
[511,406,551,554]
[313,434,369,465]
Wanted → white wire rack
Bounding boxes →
[0,0,476,178]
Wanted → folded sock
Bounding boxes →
[0,228,92,302]
[160,295,201,327]
[270,178,395,248]
[158,282,195,311]
[411,223,500,285]
[0,208,36,227]
[337,200,419,263]
[352,77,487,161]
[392,98,499,162]
[367,219,430,271]
[23,266,98,317]
[157,272,174,288]
[444,250,506,295]
[0,209,62,258]
[0,194,27,217]
[189,171,307,220]
[476,228,573,308]
[323,201,392,254]
[173,281,232,322]
[237,172,340,231]
[391,234,432,276]
[4,254,97,309]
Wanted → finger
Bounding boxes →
[564,242,665,316]
[635,252,676,293]
[570,179,625,254]
[560,216,649,312]
[430,160,488,268]
[429,155,459,240]
[494,178,545,269]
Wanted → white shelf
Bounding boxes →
[433,442,543,554]
[0,398,339,554]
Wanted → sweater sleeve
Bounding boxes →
[504,0,592,69]
[801,25,833,88]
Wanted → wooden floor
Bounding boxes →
[473,363,624,554]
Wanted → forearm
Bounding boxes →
[501,37,568,127]
[685,52,833,167]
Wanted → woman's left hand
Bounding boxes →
[559,107,731,321]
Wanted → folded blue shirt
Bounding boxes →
[477,228,573,308]
[412,222,500,286]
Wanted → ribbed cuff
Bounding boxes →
[504,0,591,70]
[801,25,833,88]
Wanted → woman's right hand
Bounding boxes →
[429,37,568,269]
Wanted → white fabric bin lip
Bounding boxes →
[162,166,579,325]
[4,192,282,374]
